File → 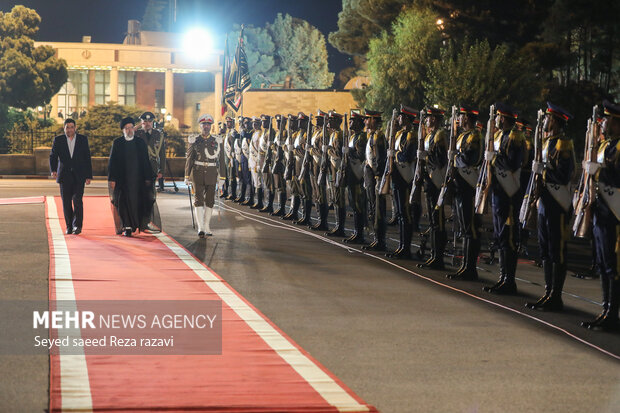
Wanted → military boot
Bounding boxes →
[344,211,365,244]
[362,219,386,251]
[271,192,287,216]
[483,249,507,292]
[588,278,620,331]
[250,188,263,209]
[582,275,611,329]
[387,221,412,259]
[418,230,445,269]
[259,192,274,213]
[310,203,329,231]
[326,207,346,237]
[241,186,253,205]
[525,260,553,309]
[294,199,311,225]
[234,183,246,203]
[537,263,566,311]
[489,248,518,295]
[283,196,300,221]
[411,202,422,233]
[448,238,479,280]
[227,180,237,200]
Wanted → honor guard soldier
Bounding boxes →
[343,109,368,244]
[326,111,346,237]
[289,112,311,223]
[517,118,534,256]
[362,109,388,251]
[270,114,288,216]
[135,111,166,192]
[248,116,264,209]
[223,116,240,200]
[386,105,418,258]
[239,117,255,205]
[258,114,276,212]
[417,107,448,269]
[483,103,526,294]
[310,110,330,231]
[185,114,221,237]
[525,102,575,311]
[581,100,620,331]
[446,105,483,279]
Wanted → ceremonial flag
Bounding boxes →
[224,26,251,112]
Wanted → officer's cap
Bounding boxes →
[328,110,343,119]
[602,100,620,118]
[364,109,383,120]
[120,117,134,130]
[287,113,296,120]
[251,116,260,123]
[197,113,214,124]
[298,112,309,120]
[424,106,446,117]
[546,102,573,122]
[316,109,327,118]
[140,111,155,121]
[260,114,272,121]
[350,109,364,120]
[495,102,518,119]
[399,105,419,120]
[225,116,234,122]
[458,105,479,116]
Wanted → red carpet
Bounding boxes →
[45,196,376,412]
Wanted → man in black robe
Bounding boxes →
[108,117,155,236]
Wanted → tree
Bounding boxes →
[424,39,543,116]
[0,6,67,109]
[229,25,282,89]
[361,7,443,113]
[141,0,168,31]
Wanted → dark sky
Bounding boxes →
[2,0,352,85]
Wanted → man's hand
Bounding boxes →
[51,172,57,178]
[109,181,116,189]
[157,173,163,179]
[184,178,190,186]
[85,179,91,185]
[532,161,544,175]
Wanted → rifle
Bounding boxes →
[436,105,458,208]
[261,117,274,174]
[379,109,398,195]
[408,112,426,204]
[572,105,600,238]
[518,109,545,228]
[336,113,349,188]
[474,104,496,214]
[316,116,329,186]
[299,114,313,180]
[283,117,295,180]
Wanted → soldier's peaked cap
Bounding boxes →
[140,111,155,121]
[602,100,620,118]
[546,102,573,121]
[225,116,234,122]
[297,112,309,120]
[197,113,214,124]
[274,114,285,121]
[364,109,382,119]
[350,109,364,119]
[399,105,418,118]
[316,109,327,118]
[260,114,271,121]
[425,106,446,117]
[287,113,296,119]
[328,110,343,119]
[251,116,261,122]
[495,102,518,119]
[458,105,479,116]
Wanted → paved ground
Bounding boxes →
[1,178,619,413]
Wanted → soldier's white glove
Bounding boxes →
[387,149,395,157]
[484,151,496,161]
[447,150,457,160]
[584,161,601,175]
[342,146,350,155]
[417,150,427,159]
[532,161,544,175]
[184,178,190,186]
[322,145,328,152]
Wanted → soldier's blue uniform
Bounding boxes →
[326,111,346,237]
[484,103,525,294]
[343,110,368,244]
[236,119,254,204]
[583,100,620,331]
[526,102,575,311]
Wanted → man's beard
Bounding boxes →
[123,131,135,140]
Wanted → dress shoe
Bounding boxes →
[198,231,205,239]
[123,229,132,237]
[362,240,386,251]
[65,228,73,235]
[72,227,82,235]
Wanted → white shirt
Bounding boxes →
[66,135,76,158]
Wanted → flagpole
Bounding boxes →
[237,25,244,117]
[221,33,228,119]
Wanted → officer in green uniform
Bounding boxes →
[135,111,165,193]
[289,113,312,224]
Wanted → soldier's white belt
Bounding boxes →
[194,161,217,167]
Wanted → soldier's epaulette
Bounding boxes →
[434,128,448,144]
[466,129,482,145]
[555,138,574,152]
[406,131,416,142]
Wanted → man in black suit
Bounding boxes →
[49,118,93,235]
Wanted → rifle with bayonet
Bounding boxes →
[436,105,458,208]
[518,109,545,227]
[380,109,398,195]
[474,104,496,214]
[262,116,275,174]
[336,113,349,188]
[283,117,295,180]
[409,111,426,204]
[316,116,329,186]
[299,114,313,181]
[572,105,601,238]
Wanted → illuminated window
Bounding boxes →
[58,70,88,117]
[94,70,110,104]
[118,71,136,106]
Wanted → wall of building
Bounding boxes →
[235,90,357,119]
